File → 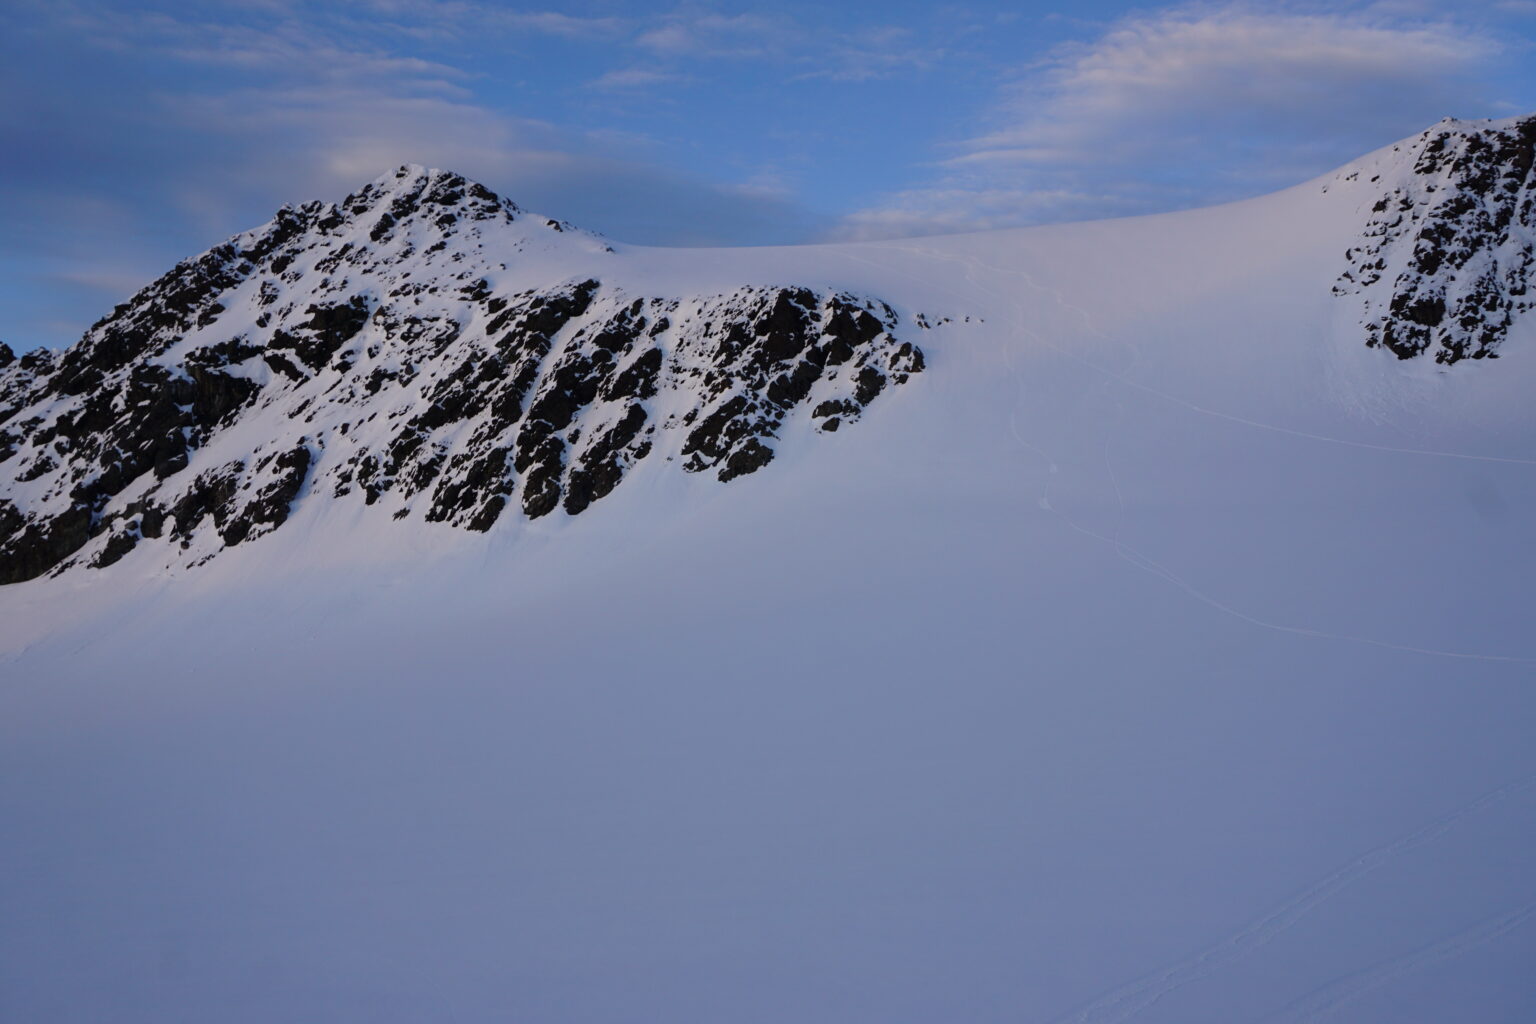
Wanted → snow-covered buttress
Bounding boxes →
[1334,114,1536,363]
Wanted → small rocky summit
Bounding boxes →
[1336,114,1536,363]
[0,167,925,583]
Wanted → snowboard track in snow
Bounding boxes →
[1261,897,1536,1023]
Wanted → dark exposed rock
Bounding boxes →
[766,359,822,408]
[718,437,774,482]
[466,494,506,532]
[426,445,512,527]
[890,342,924,378]
[682,394,752,469]
[264,352,306,381]
[0,499,24,549]
[758,288,816,363]
[271,296,371,370]
[854,367,887,406]
[236,443,311,541]
[602,346,662,402]
[0,503,92,584]
[92,527,140,569]
[520,447,564,520]
[813,399,859,420]
[139,503,167,543]
[170,463,245,543]
[563,403,647,515]
[18,349,54,373]
[188,366,261,425]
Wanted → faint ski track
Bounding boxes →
[1261,897,1536,1023]
[1040,775,1536,1024]
[841,243,1536,665]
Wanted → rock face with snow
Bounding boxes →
[1335,115,1536,363]
[0,167,923,583]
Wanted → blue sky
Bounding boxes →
[4,0,1535,351]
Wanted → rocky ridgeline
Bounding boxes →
[1335,115,1536,363]
[0,167,923,583]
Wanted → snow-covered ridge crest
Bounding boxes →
[1332,114,1536,363]
[0,168,924,583]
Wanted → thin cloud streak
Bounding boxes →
[586,67,691,91]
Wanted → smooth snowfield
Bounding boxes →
[3,161,1535,1023]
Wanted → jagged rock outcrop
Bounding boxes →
[0,167,924,583]
[1336,115,1536,363]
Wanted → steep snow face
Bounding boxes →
[0,166,922,582]
[1333,114,1536,362]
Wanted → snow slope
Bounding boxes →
[1,116,1534,1023]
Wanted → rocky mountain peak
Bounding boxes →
[0,169,924,583]
[328,166,516,237]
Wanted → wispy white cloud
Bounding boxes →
[966,7,1494,164]
[793,26,946,82]
[626,9,950,82]
[61,4,470,89]
[836,3,1506,238]
[586,67,689,91]
[836,187,1140,241]
[485,9,627,39]
[160,77,817,247]
[341,1,626,39]
[15,1,815,251]
[634,12,787,59]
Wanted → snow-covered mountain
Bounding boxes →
[0,166,922,582]
[2,116,1534,1024]
[2,117,1533,584]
